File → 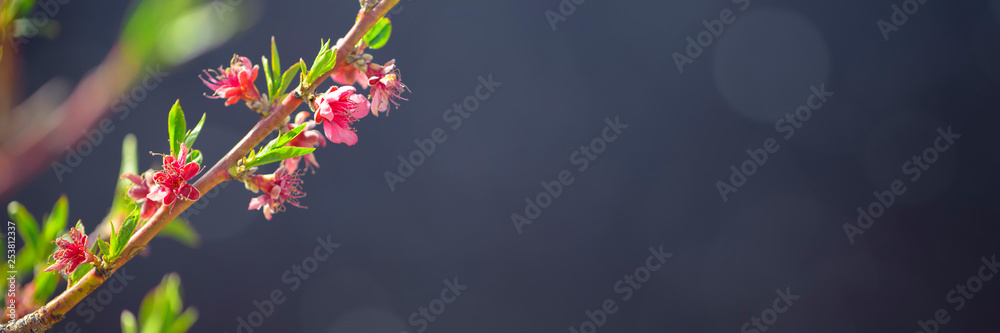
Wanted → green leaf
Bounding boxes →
[41,195,68,245]
[167,100,186,156]
[275,62,301,101]
[75,220,85,233]
[110,214,138,260]
[166,308,199,333]
[8,202,39,254]
[270,37,281,87]
[98,239,111,259]
[298,59,307,84]
[362,17,392,49]
[14,248,35,277]
[113,135,140,217]
[262,55,273,101]
[138,285,159,332]
[270,123,308,150]
[97,239,112,261]
[187,149,202,165]
[32,271,58,304]
[163,274,182,315]
[68,263,93,287]
[121,310,138,333]
[159,218,199,248]
[120,0,197,64]
[183,113,206,149]
[245,147,315,168]
[305,39,337,85]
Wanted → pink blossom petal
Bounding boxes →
[350,94,370,119]
[42,262,67,273]
[248,195,268,210]
[180,162,199,180]
[120,173,143,185]
[147,185,170,202]
[162,190,177,206]
[332,85,356,100]
[177,183,201,201]
[322,120,358,146]
[140,200,159,219]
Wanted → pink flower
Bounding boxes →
[247,167,306,220]
[148,144,201,206]
[329,63,369,89]
[366,60,408,117]
[283,111,325,173]
[43,227,97,274]
[314,85,370,146]
[200,55,262,106]
[121,171,162,219]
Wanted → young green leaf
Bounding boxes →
[298,58,308,84]
[121,310,138,333]
[14,248,35,277]
[183,113,206,149]
[167,100,186,156]
[269,122,309,150]
[110,214,138,260]
[41,195,68,245]
[271,36,281,89]
[262,55,274,101]
[275,62,302,101]
[112,135,140,217]
[166,308,199,333]
[160,218,200,248]
[362,17,392,49]
[8,202,39,253]
[305,39,337,85]
[97,239,111,259]
[245,147,315,168]
[119,0,197,64]
[187,149,202,165]
[68,263,93,287]
[32,270,58,304]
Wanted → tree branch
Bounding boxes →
[2,0,399,331]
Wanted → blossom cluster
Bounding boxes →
[197,51,407,220]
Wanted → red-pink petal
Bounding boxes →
[177,183,201,201]
[349,94,370,119]
[332,85,356,100]
[147,185,170,202]
[180,162,199,180]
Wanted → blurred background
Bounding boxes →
[3,0,1000,332]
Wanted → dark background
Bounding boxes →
[9,0,1000,332]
